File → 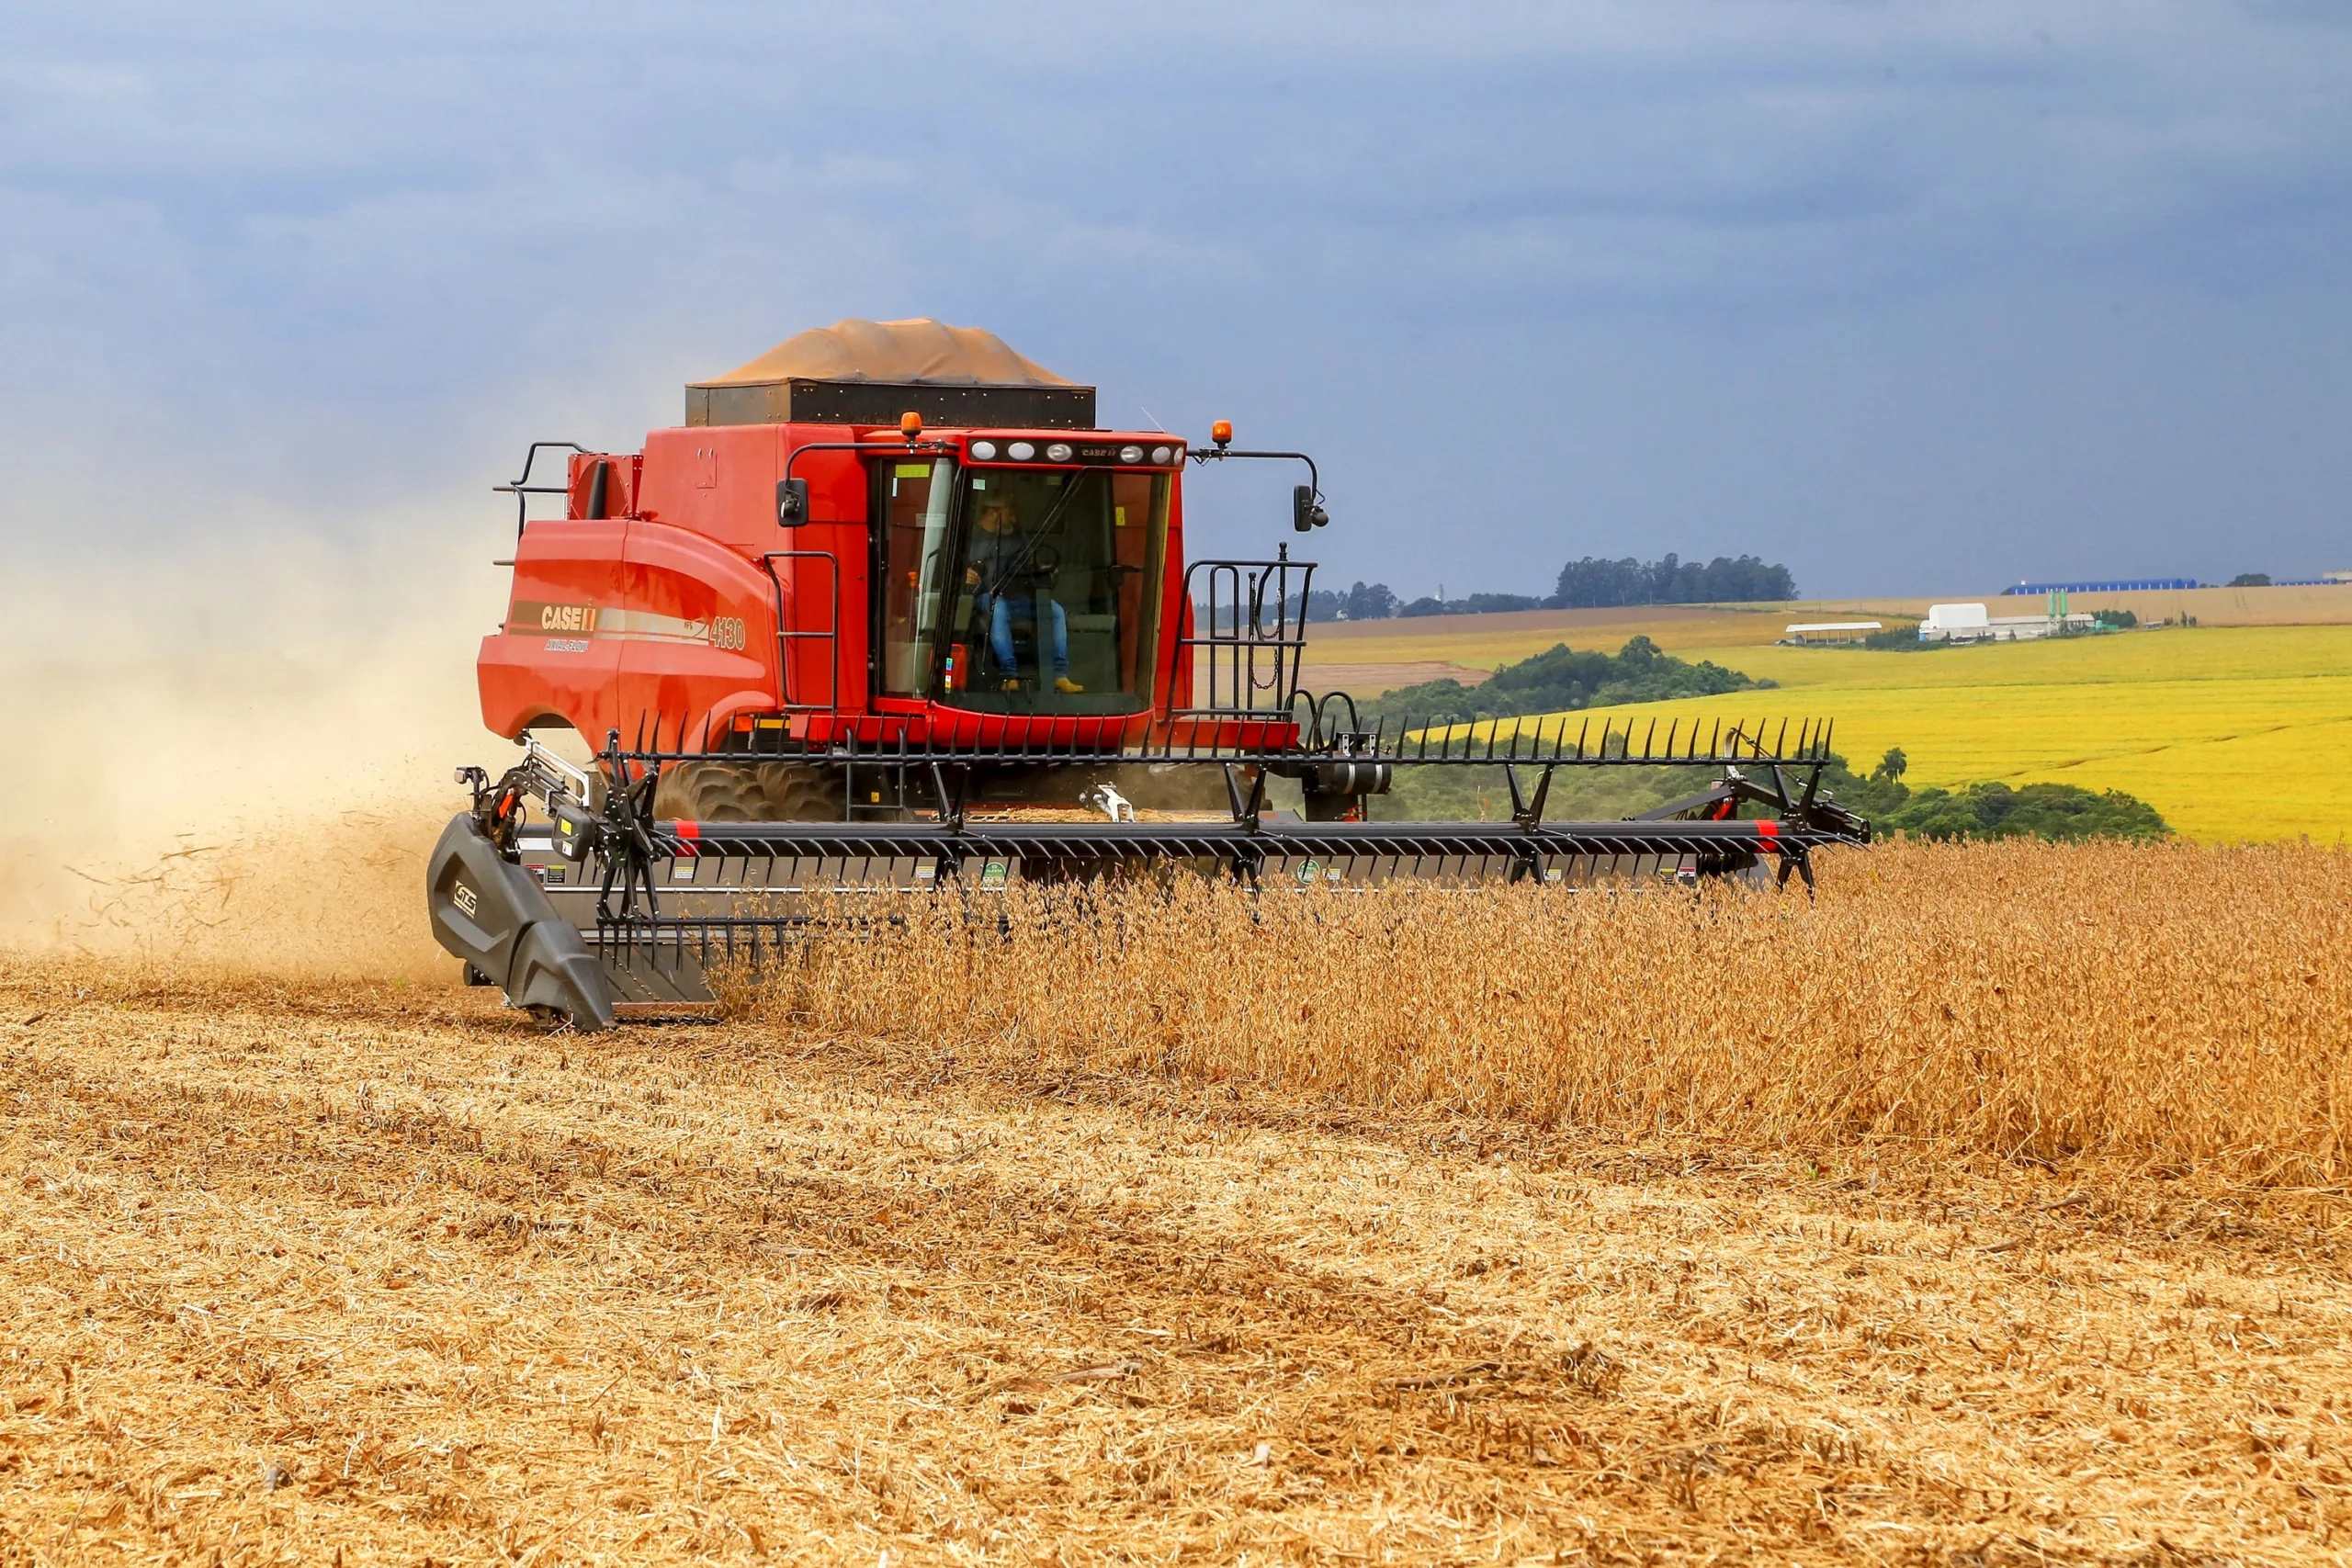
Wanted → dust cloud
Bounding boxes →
[0,526,514,982]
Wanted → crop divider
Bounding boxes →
[1505,763,1556,831]
[1221,762,1268,828]
[928,760,971,832]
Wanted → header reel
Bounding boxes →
[425,716,1871,1031]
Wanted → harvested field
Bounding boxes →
[3,841,2350,1562]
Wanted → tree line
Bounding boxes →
[1296,552,1798,623]
[1359,635,1770,726]
[1826,750,2168,841]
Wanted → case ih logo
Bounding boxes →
[451,879,479,918]
[511,600,746,649]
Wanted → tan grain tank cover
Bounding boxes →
[696,318,1074,388]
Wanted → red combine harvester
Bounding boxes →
[427,319,1867,1027]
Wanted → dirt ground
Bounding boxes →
[0,973,2333,1561]
[2,971,2347,1565]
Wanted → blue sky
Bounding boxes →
[5,1,2349,599]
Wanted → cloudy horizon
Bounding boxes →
[5,1,2348,603]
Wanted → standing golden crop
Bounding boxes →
[732,839,2352,1186]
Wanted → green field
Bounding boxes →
[1325,621,2352,844]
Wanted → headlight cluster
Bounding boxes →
[964,438,1184,465]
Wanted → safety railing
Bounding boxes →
[492,441,588,539]
[760,551,842,714]
[1172,551,1316,719]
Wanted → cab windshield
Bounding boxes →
[881,463,1170,715]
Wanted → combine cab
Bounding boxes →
[428,318,1869,1028]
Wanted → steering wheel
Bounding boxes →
[1023,545,1061,577]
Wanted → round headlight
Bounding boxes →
[1118,444,1145,464]
[1007,441,1036,461]
[969,439,998,461]
[1150,445,1173,465]
[1045,442,1074,462]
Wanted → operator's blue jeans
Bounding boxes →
[988,594,1068,676]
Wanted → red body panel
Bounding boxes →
[477,422,1280,756]
[479,517,628,741]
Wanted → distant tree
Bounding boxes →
[1549,553,1797,607]
[1807,754,2168,841]
[2228,573,2272,588]
[1871,747,1908,783]
[1397,592,1546,618]
[1883,782,2168,842]
[2090,607,2137,629]
[1463,592,1544,615]
[1363,636,1770,727]
[1340,581,1398,621]
[1550,557,1648,607]
[1704,555,1798,602]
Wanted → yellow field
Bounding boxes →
[1602,626,2352,843]
[1313,614,2352,843]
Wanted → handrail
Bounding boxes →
[777,436,952,524]
[493,441,588,539]
[761,551,842,714]
[1170,552,1316,719]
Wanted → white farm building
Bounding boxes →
[1920,603,2096,643]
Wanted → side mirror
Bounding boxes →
[776,477,809,527]
[1291,483,1329,533]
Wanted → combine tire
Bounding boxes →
[652,761,847,823]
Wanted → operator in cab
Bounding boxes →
[964,496,1082,694]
